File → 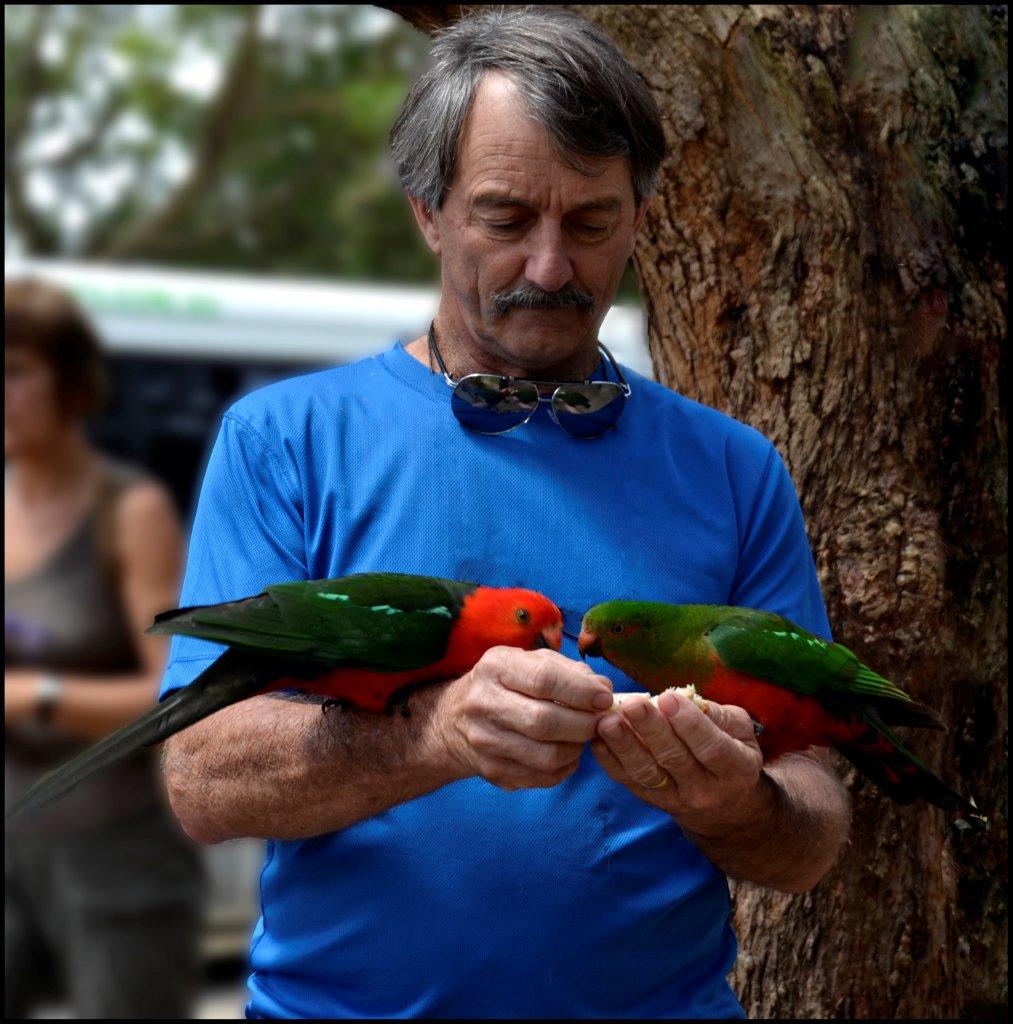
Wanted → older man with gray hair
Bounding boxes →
[161,8,849,1018]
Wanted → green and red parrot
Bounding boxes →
[579,601,986,827]
[7,573,563,821]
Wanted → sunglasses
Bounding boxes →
[427,322,632,439]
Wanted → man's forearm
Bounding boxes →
[162,686,462,844]
[679,750,850,893]
[163,647,615,845]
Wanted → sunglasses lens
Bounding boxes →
[550,384,627,439]
[451,376,540,435]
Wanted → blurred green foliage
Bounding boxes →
[4,6,437,282]
[4,4,642,298]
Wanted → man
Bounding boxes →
[162,9,849,1019]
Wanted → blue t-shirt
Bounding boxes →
[161,341,830,1019]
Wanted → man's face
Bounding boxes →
[411,72,647,373]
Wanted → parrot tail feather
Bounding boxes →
[835,715,987,830]
[863,696,947,732]
[6,650,276,822]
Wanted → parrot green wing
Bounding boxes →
[149,573,478,671]
[706,609,916,705]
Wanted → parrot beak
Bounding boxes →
[537,623,563,652]
[578,629,601,659]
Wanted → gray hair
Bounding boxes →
[389,7,666,210]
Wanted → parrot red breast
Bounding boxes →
[8,573,563,821]
[579,601,986,828]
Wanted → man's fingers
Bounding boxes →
[494,647,613,712]
[450,649,613,792]
[659,691,759,775]
[491,688,604,743]
[597,712,689,791]
[479,753,576,791]
[677,696,758,746]
[590,737,629,782]
[617,696,699,781]
[470,720,584,775]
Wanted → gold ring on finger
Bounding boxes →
[643,774,670,790]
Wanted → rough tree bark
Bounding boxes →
[384,5,1007,1018]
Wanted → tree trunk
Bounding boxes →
[384,5,1008,1017]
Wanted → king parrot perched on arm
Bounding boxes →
[7,572,563,821]
[579,601,986,827]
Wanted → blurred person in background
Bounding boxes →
[5,278,205,1019]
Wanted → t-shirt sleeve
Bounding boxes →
[729,444,832,641]
[158,409,306,699]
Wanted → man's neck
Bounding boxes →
[403,314,601,382]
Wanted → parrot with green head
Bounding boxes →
[579,601,986,827]
[7,573,563,821]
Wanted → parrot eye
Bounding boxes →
[611,623,625,635]
[515,608,530,625]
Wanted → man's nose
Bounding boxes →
[523,223,574,294]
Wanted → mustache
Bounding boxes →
[489,283,596,317]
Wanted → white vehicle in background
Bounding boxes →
[3,259,652,374]
[3,257,652,960]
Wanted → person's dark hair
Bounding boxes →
[5,277,110,418]
[389,7,666,210]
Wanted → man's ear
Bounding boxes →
[407,195,442,256]
[629,198,652,255]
